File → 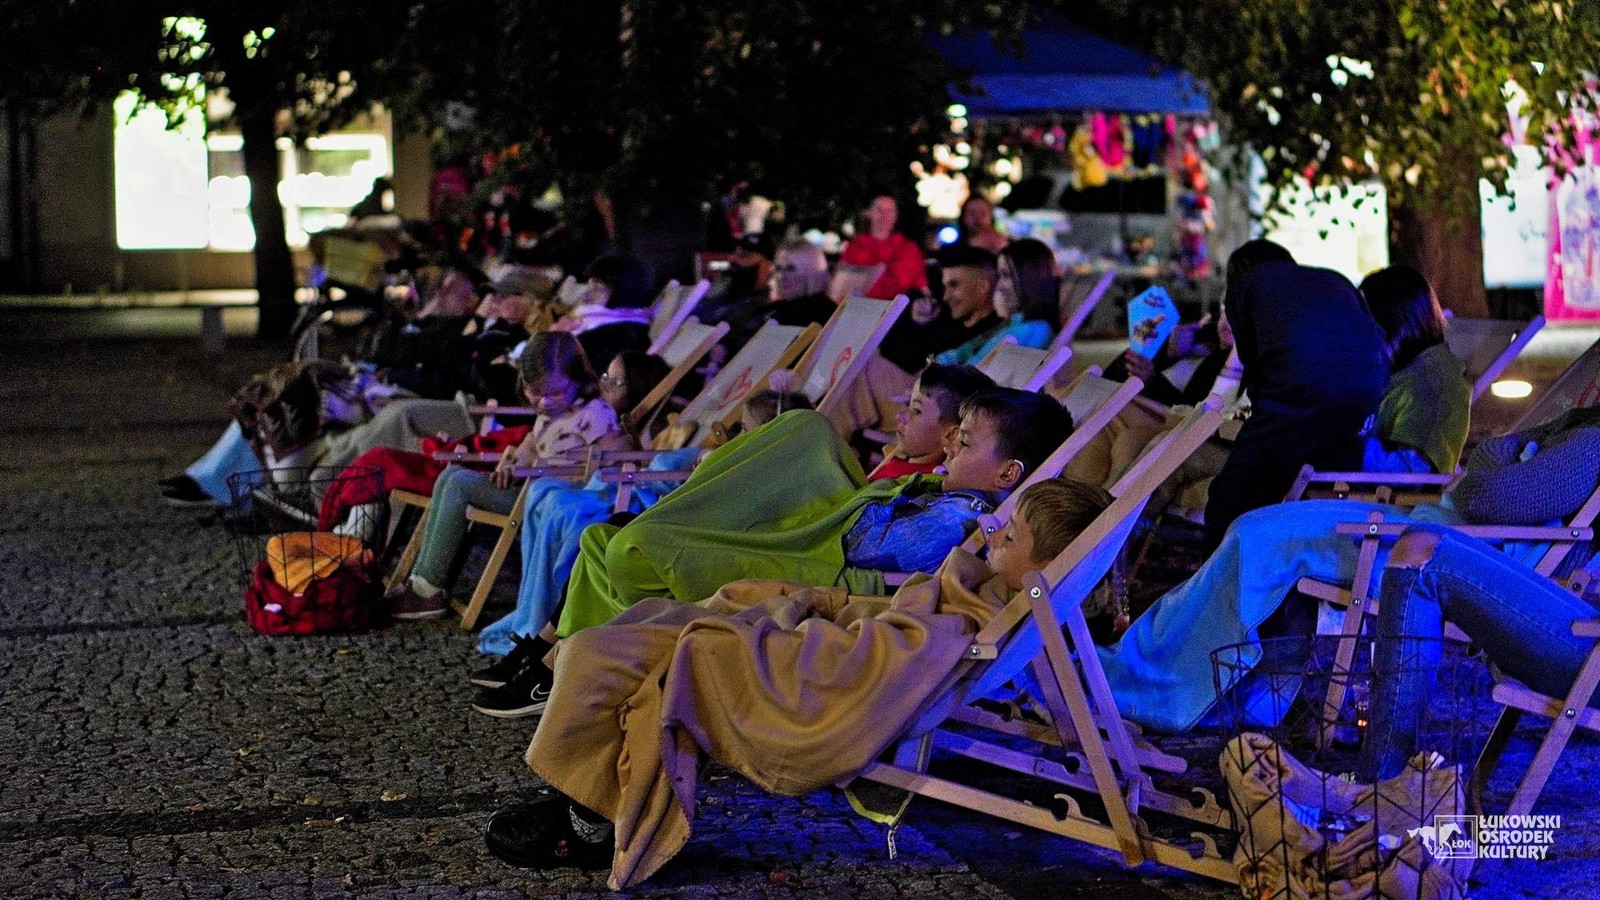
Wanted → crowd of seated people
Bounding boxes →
[172,180,1600,892]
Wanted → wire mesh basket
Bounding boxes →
[1211,634,1485,900]
[226,466,386,635]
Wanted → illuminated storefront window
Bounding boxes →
[114,91,392,251]
[112,92,209,250]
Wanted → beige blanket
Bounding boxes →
[525,550,1006,889]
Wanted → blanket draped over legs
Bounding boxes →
[527,551,1004,889]
[556,410,898,636]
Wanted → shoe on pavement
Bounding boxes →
[389,582,449,620]
[159,475,219,508]
[471,661,553,718]
[484,799,612,870]
[470,634,548,688]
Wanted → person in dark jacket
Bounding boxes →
[1203,240,1389,547]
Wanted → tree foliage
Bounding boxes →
[389,0,1030,227]
[1093,0,1600,214]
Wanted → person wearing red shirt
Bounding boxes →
[831,194,928,301]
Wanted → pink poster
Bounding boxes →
[1547,165,1600,320]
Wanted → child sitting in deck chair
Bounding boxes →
[553,387,1073,641]
[469,367,1006,714]
[481,478,1112,887]
[469,372,820,702]
[867,363,995,481]
[385,332,631,620]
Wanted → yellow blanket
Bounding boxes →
[264,532,370,596]
[525,549,1007,889]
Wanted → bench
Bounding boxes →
[0,289,259,353]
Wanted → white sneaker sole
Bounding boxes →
[470,700,548,718]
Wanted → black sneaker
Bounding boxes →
[484,799,612,870]
[159,475,219,508]
[470,634,549,689]
[471,662,553,718]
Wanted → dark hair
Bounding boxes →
[518,331,599,399]
[582,255,654,308]
[742,388,814,428]
[938,244,999,274]
[610,351,671,415]
[1225,239,1294,283]
[958,194,995,235]
[1000,238,1061,323]
[959,388,1074,479]
[583,256,622,287]
[1360,264,1446,372]
[916,363,997,425]
[1016,478,1114,563]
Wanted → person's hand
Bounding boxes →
[911,295,941,325]
[1122,349,1155,383]
[491,455,516,489]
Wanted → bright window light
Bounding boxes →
[1490,380,1534,399]
[113,92,209,250]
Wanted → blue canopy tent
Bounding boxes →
[930,17,1209,117]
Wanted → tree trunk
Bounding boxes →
[1389,153,1490,319]
[239,109,298,340]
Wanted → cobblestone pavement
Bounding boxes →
[0,335,1592,898]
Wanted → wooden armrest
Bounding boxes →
[1572,620,1600,639]
[1306,471,1454,487]
[597,449,670,463]
[509,464,587,478]
[467,405,539,417]
[1294,577,1350,605]
[598,468,696,485]
[1332,521,1593,543]
[431,450,502,464]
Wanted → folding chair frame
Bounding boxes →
[850,400,1237,884]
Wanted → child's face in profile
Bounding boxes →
[599,358,629,410]
[988,515,1045,591]
[894,382,950,461]
[942,410,1013,493]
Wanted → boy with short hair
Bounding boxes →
[868,363,995,481]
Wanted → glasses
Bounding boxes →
[599,372,626,388]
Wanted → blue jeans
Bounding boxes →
[1364,525,1600,778]
[476,478,612,656]
[187,422,260,502]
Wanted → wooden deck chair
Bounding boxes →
[605,320,820,511]
[1283,315,1550,502]
[1475,617,1600,816]
[646,279,712,352]
[1285,333,1600,505]
[1300,484,1600,750]
[793,294,910,418]
[1049,269,1118,354]
[1444,314,1545,402]
[465,321,730,439]
[387,326,730,626]
[972,340,1075,391]
[1509,334,1600,431]
[876,374,1144,589]
[860,340,1077,450]
[850,399,1238,884]
[603,297,909,509]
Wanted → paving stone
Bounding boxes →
[0,336,1585,898]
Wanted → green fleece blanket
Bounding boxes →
[1378,343,1470,474]
[558,410,904,635]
